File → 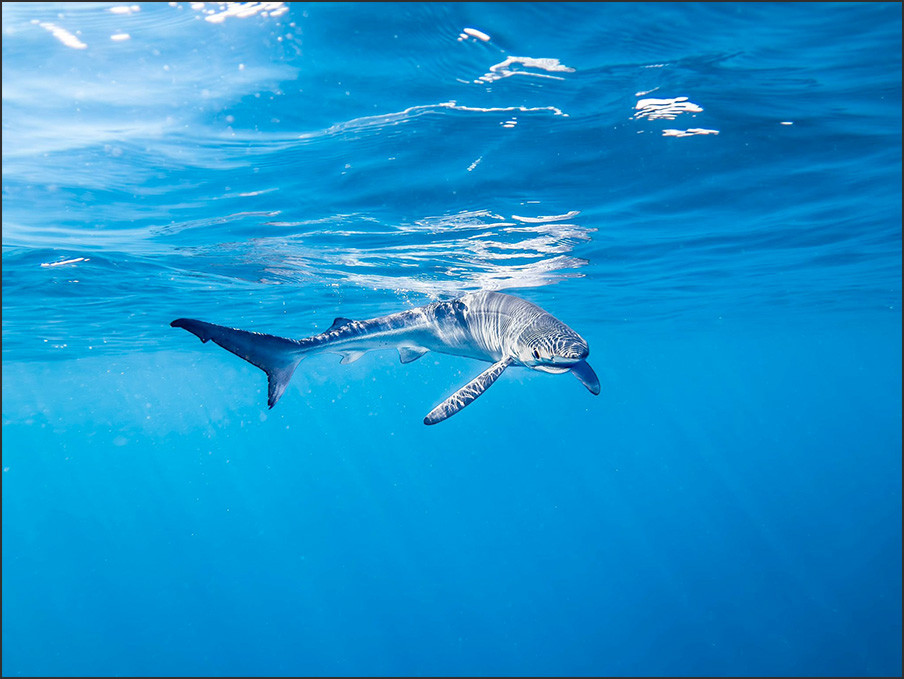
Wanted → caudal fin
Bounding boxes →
[171,318,304,408]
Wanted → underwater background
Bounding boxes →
[2,2,901,676]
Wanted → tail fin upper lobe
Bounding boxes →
[171,318,304,407]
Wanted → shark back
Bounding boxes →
[454,291,558,361]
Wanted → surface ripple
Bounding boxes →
[2,2,900,359]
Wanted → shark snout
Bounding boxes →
[550,344,588,365]
[561,344,589,361]
[572,345,589,359]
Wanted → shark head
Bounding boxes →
[515,315,590,373]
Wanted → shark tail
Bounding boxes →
[171,318,307,408]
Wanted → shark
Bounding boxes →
[171,290,599,425]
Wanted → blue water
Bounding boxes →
[2,2,901,676]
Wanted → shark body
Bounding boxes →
[171,291,599,425]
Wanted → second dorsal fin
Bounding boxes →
[399,346,429,364]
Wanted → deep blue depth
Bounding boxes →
[2,3,901,677]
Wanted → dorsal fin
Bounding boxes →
[327,317,354,332]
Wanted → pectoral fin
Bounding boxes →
[424,357,513,425]
[570,360,600,395]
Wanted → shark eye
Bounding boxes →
[532,349,540,359]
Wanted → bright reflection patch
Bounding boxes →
[634,96,703,121]
[41,258,89,268]
[248,210,595,294]
[202,2,289,24]
[459,27,491,42]
[296,101,568,140]
[32,20,87,50]
[662,128,719,138]
[476,57,575,84]
[512,212,580,224]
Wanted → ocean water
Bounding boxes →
[2,2,901,676]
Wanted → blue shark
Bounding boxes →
[171,291,599,425]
